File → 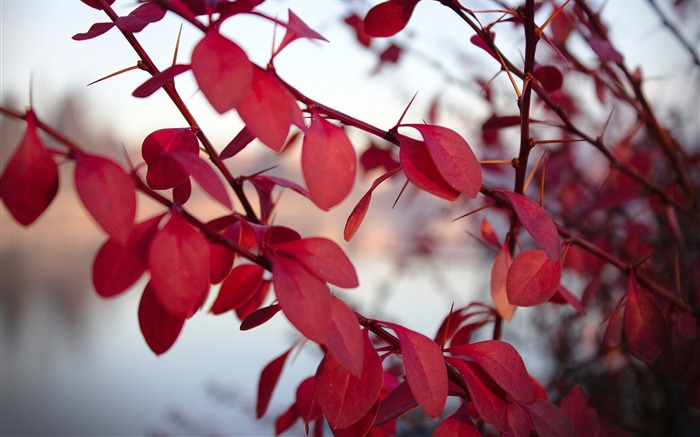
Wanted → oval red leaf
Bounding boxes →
[344,167,400,241]
[171,154,232,209]
[191,31,253,114]
[447,358,507,431]
[624,274,668,363]
[138,281,186,355]
[74,152,136,243]
[324,297,364,377]
[491,242,516,320]
[256,347,292,419]
[142,128,199,190]
[210,264,264,315]
[501,191,560,263]
[398,135,459,201]
[432,401,480,437]
[302,114,357,210]
[148,210,210,318]
[133,64,191,98]
[507,250,562,307]
[0,112,59,226]
[275,237,358,288]
[524,399,577,437]
[363,0,419,38]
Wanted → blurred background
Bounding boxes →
[1,0,698,435]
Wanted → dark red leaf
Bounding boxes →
[148,210,210,318]
[507,249,562,307]
[399,135,459,201]
[142,128,199,190]
[524,399,577,437]
[470,32,498,60]
[344,13,372,47]
[560,385,600,437]
[491,242,515,320]
[344,167,400,241]
[402,124,481,199]
[550,284,586,315]
[271,255,332,343]
[482,114,521,131]
[240,301,280,331]
[449,340,536,404]
[316,330,383,428]
[191,31,253,114]
[237,67,300,152]
[74,152,136,243]
[273,9,328,57]
[324,297,364,377]
[210,264,264,315]
[256,347,292,418]
[133,64,191,98]
[447,358,507,431]
[432,401,480,437]
[302,113,356,210]
[501,191,560,262]
[172,179,191,205]
[171,154,232,209]
[220,126,255,160]
[506,402,532,437]
[589,36,623,64]
[275,403,299,435]
[72,22,114,40]
[388,323,447,418]
[364,0,419,38]
[296,377,322,428]
[331,401,378,437]
[360,143,399,174]
[378,43,402,64]
[115,3,166,33]
[624,274,668,363]
[92,214,163,298]
[275,237,358,288]
[373,380,418,426]
[0,112,59,226]
[138,281,186,355]
[534,65,564,93]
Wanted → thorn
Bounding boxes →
[523,152,547,193]
[395,91,419,127]
[452,203,494,222]
[392,179,410,209]
[441,302,456,351]
[538,0,570,34]
[87,65,141,86]
[539,154,547,207]
[172,24,183,67]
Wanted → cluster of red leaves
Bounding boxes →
[2,0,699,435]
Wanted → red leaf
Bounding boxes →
[550,284,586,315]
[482,114,521,131]
[172,179,191,205]
[524,399,576,437]
[240,301,280,331]
[74,152,136,243]
[171,154,232,209]
[388,323,447,418]
[364,0,419,38]
[0,112,59,226]
[220,126,255,160]
[447,358,507,431]
[491,242,516,320]
[432,401,480,437]
[256,347,292,418]
[142,128,199,190]
[275,237,358,288]
[209,264,264,315]
[470,32,499,60]
[72,22,114,40]
[624,274,668,363]
[273,9,328,57]
[402,124,481,198]
[449,340,536,404]
[506,402,532,437]
[133,64,191,98]
[148,210,210,318]
[92,214,162,298]
[296,377,323,428]
[534,65,564,93]
[191,31,253,114]
[324,297,364,377]
[344,13,372,48]
[398,135,459,201]
[589,36,623,64]
[481,216,500,248]
[237,67,300,152]
[302,114,357,210]
[316,330,383,428]
[138,281,186,355]
[560,385,600,437]
[373,380,418,426]
[501,191,560,262]
[344,167,400,241]
[507,250,562,307]
[331,401,378,437]
[271,255,332,343]
[114,3,166,33]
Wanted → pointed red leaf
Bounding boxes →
[275,237,358,288]
[92,214,162,298]
[399,135,459,201]
[524,399,577,437]
[240,301,280,331]
[271,255,332,343]
[74,152,136,243]
[220,126,255,160]
[138,281,186,355]
[560,385,600,437]
[373,380,418,426]
[316,330,383,428]
[624,274,668,363]
[449,340,536,404]
[331,401,378,437]
[447,358,507,431]
[302,114,356,210]
[72,22,114,40]
[550,284,586,315]
[237,67,300,152]
[363,0,419,38]
[507,250,562,307]
[171,154,232,209]
[501,191,560,262]
[115,3,166,33]
[191,31,253,114]
[481,216,500,248]
[133,64,191,98]
[256,347,292,418]
[506,402,532,437]
[432,401,480,437]
[273,9,328,57]
[210,264,264,315]
[388,323,447,418]
[142,128,199,190]
[0,112,59,226]
[589,36,623,64]
[491,242,516,320]
[344,167,400,241]
[148,210,210,318]
[296,377,322,428]
[324,297,364,377]
[402,124,481,198]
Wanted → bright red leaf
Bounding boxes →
[402,124,481,199]
[138,281,186,355]
[274,237,358,288]
[256,347,292,418]
[191,31,253,114]
[344,167,400,241]
[273,9,328,58]
[0,112,59,226]
[491,242,516,320]
[331,401,378,437]
[209,264,264,315]
[501,191,560,262]
[624,274,668,363]
[388,323,447,418]
[74,152,136,243]
[373,380,418,426]
[133,64,192,98]
[364,0,419,38]
[432,401,480,437]
[448,357,507,431]
[114,3,166,33]
[271,255,332,343]
[148,210,210,318]
[398,135,460,201]
[316,330,383,429]
[170,154,232,209]
[302,113,357,210]
[507,249,562,307]
[506,402,532,437]
[142,128,199,190]
[324,297,364,377]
